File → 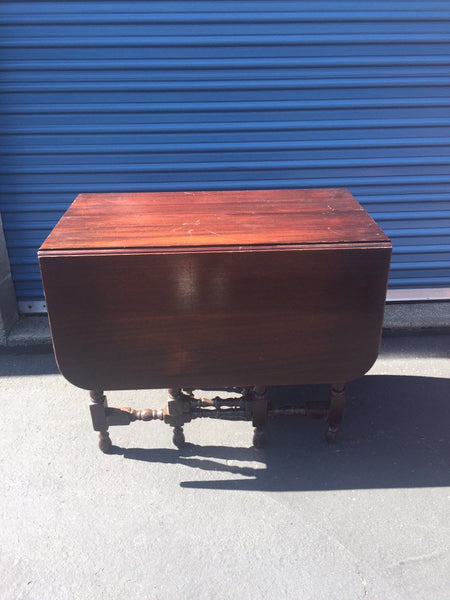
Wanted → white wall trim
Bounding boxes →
[386,288,450,303]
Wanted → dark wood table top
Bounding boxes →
[39,188,391,390]
[39,188,390,254]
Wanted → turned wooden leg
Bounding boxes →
[89,390,112,453]
[168,388,186,448]
[252,427,264,448]
[172,426,185,448]
[252,386,268,448]
[325,383,346,443]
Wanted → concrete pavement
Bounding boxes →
[0,333,449,599]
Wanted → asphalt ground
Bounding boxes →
[1,333,449,600]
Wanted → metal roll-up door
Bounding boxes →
[1,1,449,312]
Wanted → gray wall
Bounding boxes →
[0,213,18,344]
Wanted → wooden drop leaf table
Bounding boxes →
[38,189,391,452]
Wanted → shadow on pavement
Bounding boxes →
[0,351,59,376]
[378,333,450,359]
[121,375,450,491]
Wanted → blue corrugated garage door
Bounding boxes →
[1,1,450,311]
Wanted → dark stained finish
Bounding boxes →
[325,383,346,443]
[38,189,392,392]
[89,390,112,453]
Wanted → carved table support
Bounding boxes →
[325,383,346,443]
[251,386,268,448]
[89,390,112,453]
[87,384,347,452]
[167,388,189,448]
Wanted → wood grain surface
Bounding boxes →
[40,246,391,390]
[39,188,391,391]
[39,188,390,252]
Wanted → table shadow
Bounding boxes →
[0,351,59,375]
[119,375,450,491]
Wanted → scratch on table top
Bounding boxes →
[171,219,201,234]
